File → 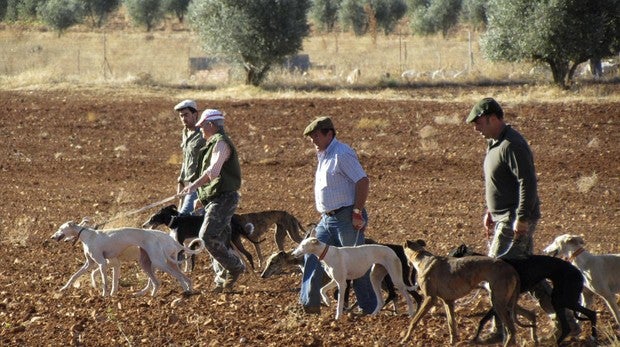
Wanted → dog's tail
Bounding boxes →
[164,238,206,265]
[243,223,265,244]
[183,238,205,255]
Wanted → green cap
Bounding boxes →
[303,116,334,136]
[466,97,503,123]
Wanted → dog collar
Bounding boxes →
[72,227,86,246]
[318,245,329,261]
[568,247,585,262]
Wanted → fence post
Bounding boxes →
[468,30,474,69]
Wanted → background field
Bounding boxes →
[2,23,606,90]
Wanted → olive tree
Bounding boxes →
[83,0,119,28]
[372,0,407,35]
[340,0,407,36]
[3,0,46,20]
[123,0,165,31]
[460,0,487,30]
[408,0,462,37]
[188,0,311,86]
[38,0,84,35]
[165,0,190,22]
[310,0,341,33]
[482,0,619,88]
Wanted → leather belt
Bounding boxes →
[324,206,347,216]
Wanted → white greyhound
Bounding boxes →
[51,221,205,296]
[544,234,620,326]
[292,237,416,320]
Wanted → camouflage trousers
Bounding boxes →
[198,191,245,285]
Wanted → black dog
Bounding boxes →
[143,205,258,270]
[450,244,597,345]
[366,238,424,311]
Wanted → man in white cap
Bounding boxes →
[173,99,205,215]
[180,109,244,292]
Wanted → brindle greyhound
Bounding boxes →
[402,240,520,347]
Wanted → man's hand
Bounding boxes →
[352,209,366,230]
[178,184,195,197]
[483,211,494,239]
[177,182,185,208]
[193,199,203,212]
[513,219,528,239]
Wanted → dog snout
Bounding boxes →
[51,233,65,241]
[544,248,559,257]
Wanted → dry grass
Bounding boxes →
[0,26,619,103]
[577,173,599,193]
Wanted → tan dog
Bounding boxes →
[402,240,520,346]
[235,210,306,268]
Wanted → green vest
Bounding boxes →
[197,132,241,203]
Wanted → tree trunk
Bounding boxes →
[245,68,254,85]
[548,59,569,89]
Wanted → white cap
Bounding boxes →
[174,99,197,111]
[196,109,224,127]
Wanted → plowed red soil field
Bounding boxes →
[1,87,618,346]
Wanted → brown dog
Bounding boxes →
[402,240,520,347]
[234,210,305,268]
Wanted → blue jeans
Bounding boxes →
[179,190,202,215]
[300,206,377,314]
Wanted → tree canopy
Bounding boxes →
[481,0,619,87]
[38,0,84,35]
[188,0,311,86]
[123,0,165,32]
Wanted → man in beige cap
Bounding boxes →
[173,99,205,215]
[180,109,244,292]
[299,116,377,315]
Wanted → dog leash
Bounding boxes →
[94,194,179,228]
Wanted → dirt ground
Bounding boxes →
[0,87,618,346]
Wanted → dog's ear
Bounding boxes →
[415,239,426,247]
[573,235,586,246]
[78,217,94,227]
[448,244,466,257]
[458,244,468,254]
[566,235,583,247]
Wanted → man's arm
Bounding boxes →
[352,176,369,230]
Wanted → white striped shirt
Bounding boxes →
[314,138,367,213]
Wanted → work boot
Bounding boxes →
[303,305,321,314]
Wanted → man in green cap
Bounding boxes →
[467,97,540,260]
[467,97,579,342]
[299,116,377,315]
